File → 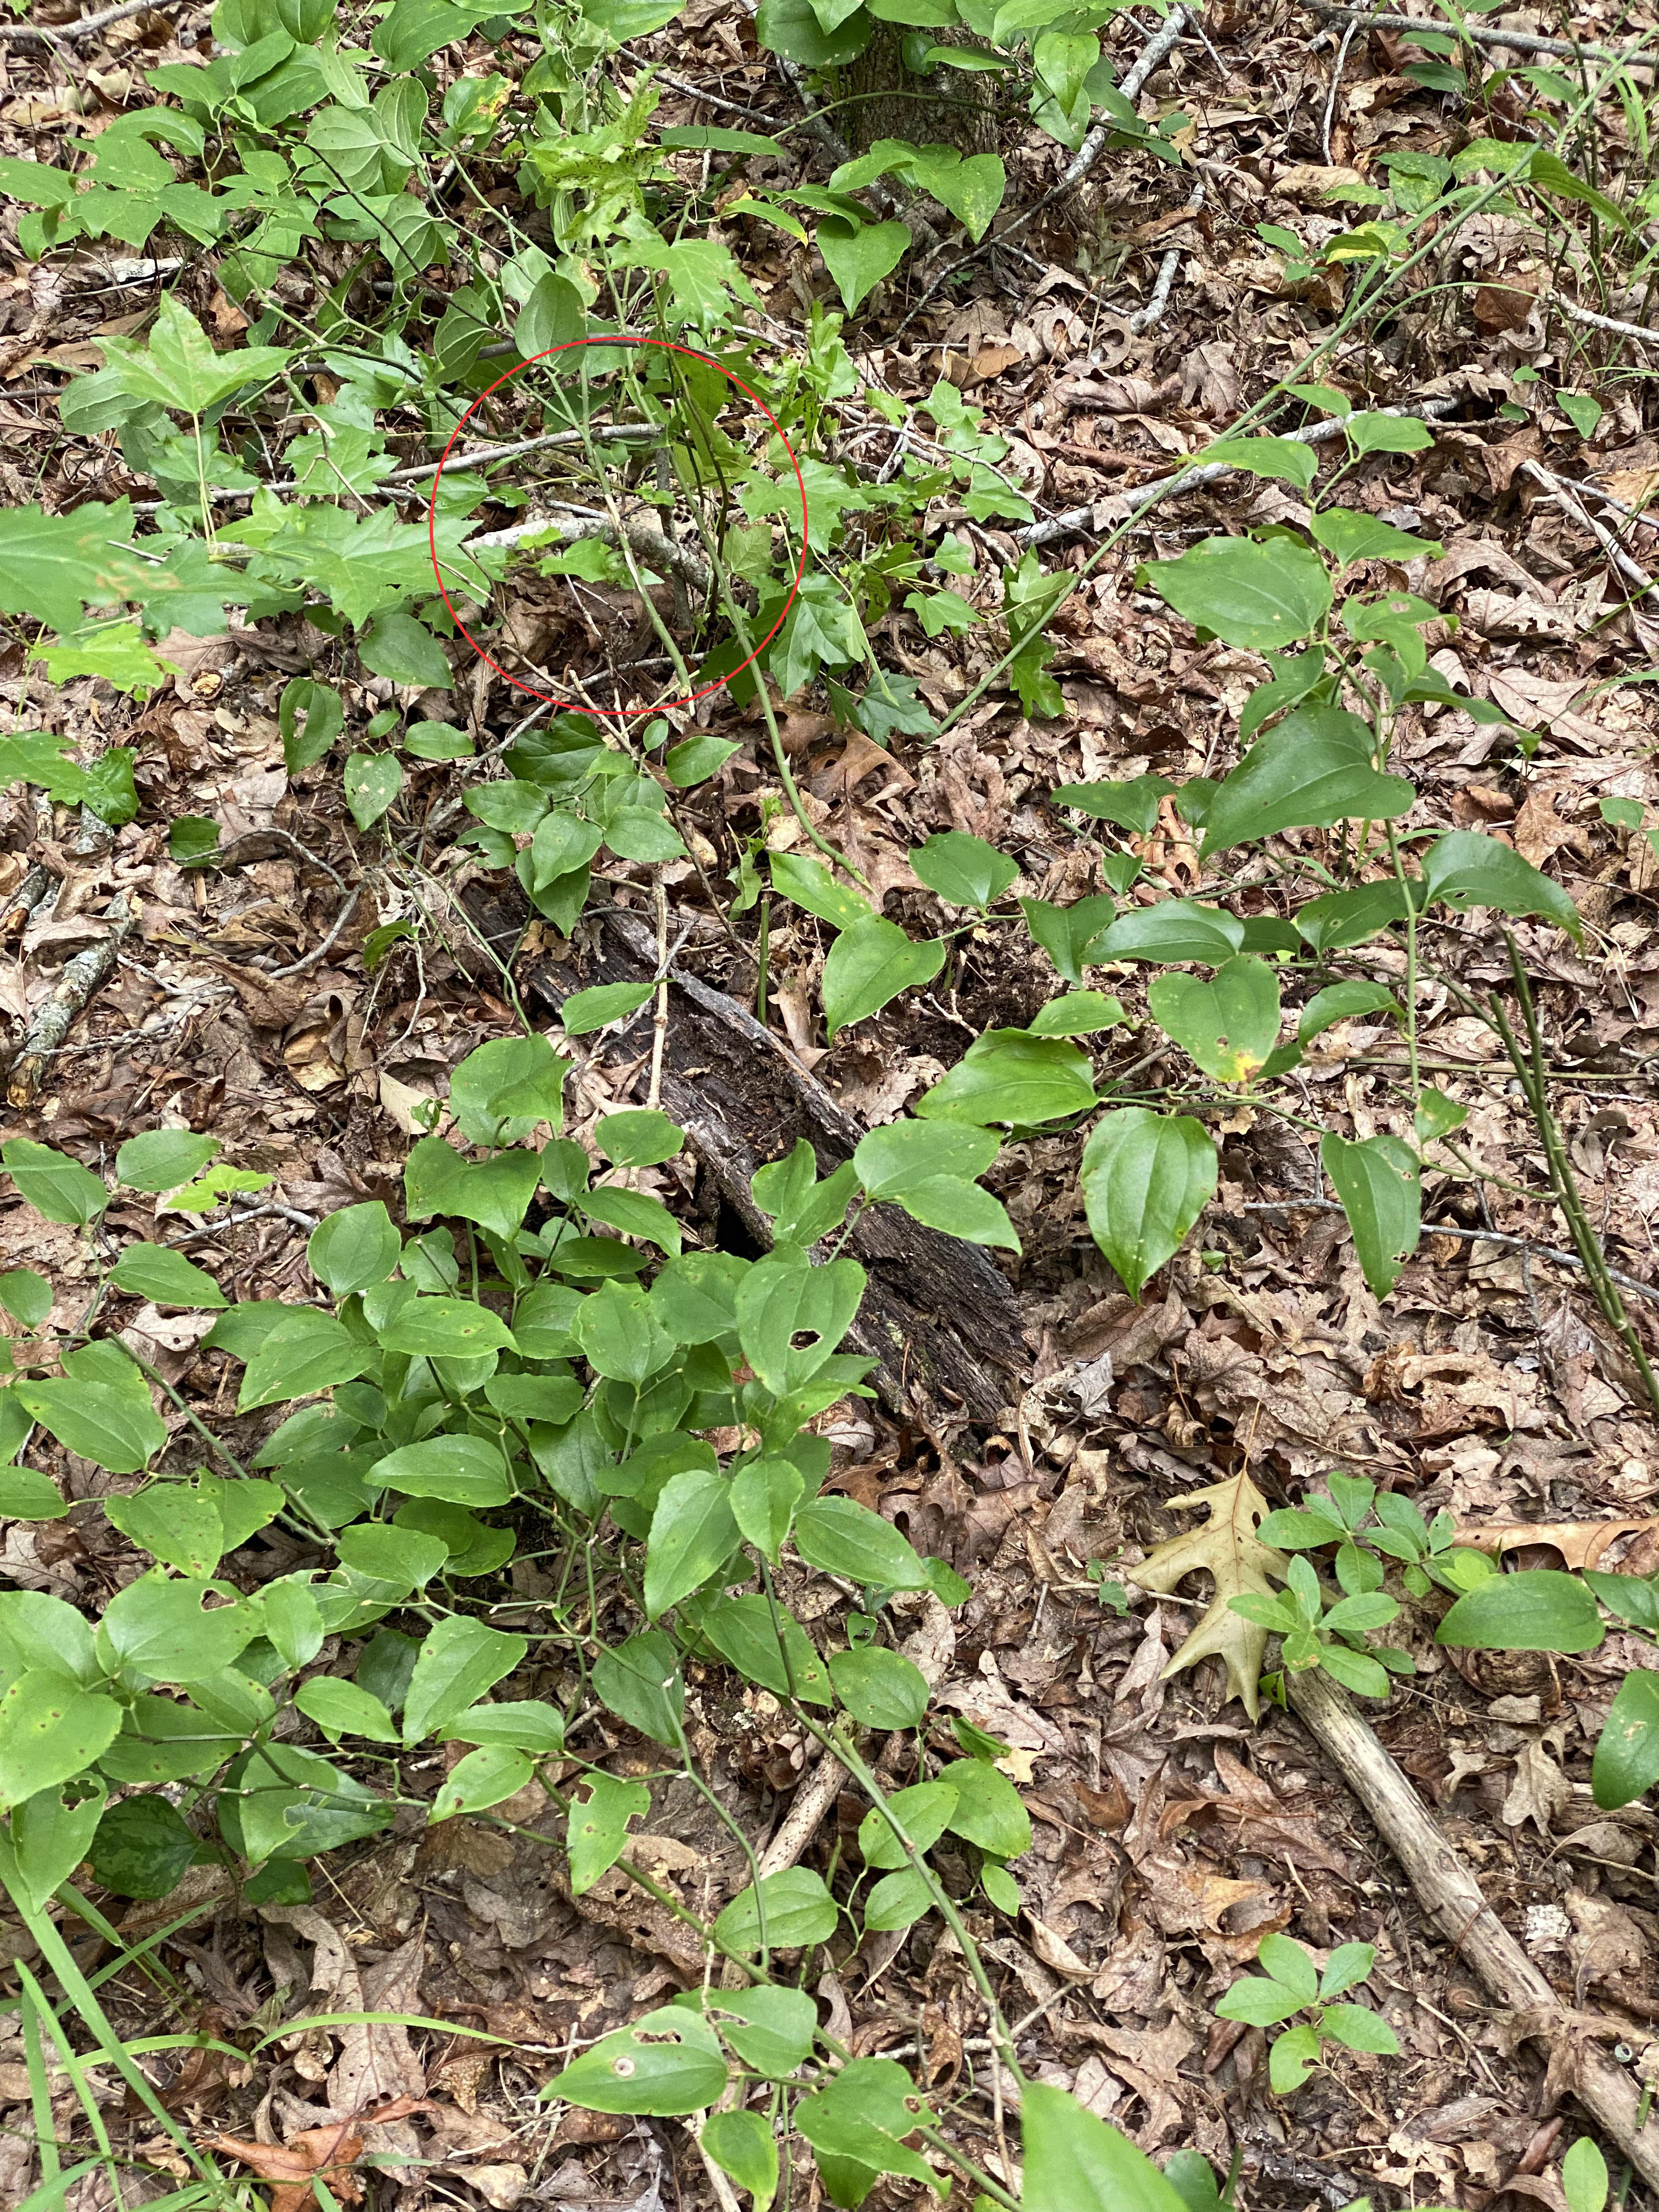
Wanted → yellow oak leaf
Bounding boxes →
[1132,1472,1288,1720]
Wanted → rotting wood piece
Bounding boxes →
[1287,1666,1659,2191]
[461,884,1029,1420]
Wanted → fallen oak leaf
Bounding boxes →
[1131,1472,1289,1722]
[201,2124,364,2212]
[1454,1516,1659,1573]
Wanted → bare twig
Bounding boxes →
[1321,7,1369,163]
[1303,2,1656,69]
[265,886,363,981]
[1014,394,1459,548]
[1520,459,1657,600]
[1239,1200,1659,1307]
[1128,182,1204,334]
[1549,295,1659,347]
[1286,1667,1659,2193]
[162,1202,320,1245]
[1,865,58,939]
[0,0,171,41]
[467,510,714,591]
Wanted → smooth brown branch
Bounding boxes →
[6,895,133,1108]
[1286,1666,1659,2192]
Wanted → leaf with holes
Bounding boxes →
[1149,956,1281,1083]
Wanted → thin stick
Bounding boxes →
[1303,1,1656,67]
[1520,459,1656,599]
[646,879,670,1114]
[0,0,170,40]
[1550,296,1659,347]
[1321,9,1368,163]
[1239,1201,1659,1307]
[1128,182,1204,334]
[1286,1667,1659,2192]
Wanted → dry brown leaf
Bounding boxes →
[1455,1516,1659,1571]
[1131,1473,1289,1720]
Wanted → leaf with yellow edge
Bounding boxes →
[1131,1472,1288,1720]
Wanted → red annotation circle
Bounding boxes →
[426,334,809,721]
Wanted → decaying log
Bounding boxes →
[462,884,1029,1421]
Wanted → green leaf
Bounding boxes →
[821,916,944,1039]
[1050,774,1173,836]
[828,1645,929,1728]
[4,1139,107,1225]
[916,1029,1096,1126]
[1319,1940,1376,1999]
[109,1242,229,1309]
[1437,1569,1604,1655]
[562,980,656,1035]
[223,1741,392,1863]
[89,1792,199,1898]
[731,1457,805,1564]
[1310,508,1442,566]
[1299,981,1401,1043]
[1201,706,1417,855]
[1321,1131,1420,1299]
[0,1676,122,1814]
[443,1700,566,1754]
[1020,2079,1190,2212]
[18,1356,167,1475]
[103,295,290,413]
[794,1497,930,1590]
[1091,900,1243,965]
[1593,1671,1659,1810]
[1257,1932,1319,2001]
[736,1252,865,1395]
[750,1142,859,1246]
[909,830,1018,909]
[817,217,911,313]
[579,1185,683,1258]
[935,1755,1030,1856]
[116,1130,220,1194]
[546,2005,727,2116]
[0,1469,64,1520]
[1019,892,1118,985]
[308,1201,400,1295]
[279,678,345,773]
[10,1778,106,1912]
[1200,436,1319,489]
[343,751,403,830]
[0,1268,50,1328]
[97,1573,255,1683]
[432,1743,534,1821]
[597,1110,684,1169]
[1144,534,1332,651]
[369,1435,514,1508]
[238,1308,375,1412]
[592,1629,685,1748]
[770,851,872,932]
[295,1675,401,1742]
[105,1484,224,1573]
[703,2111,778,2212]
[645,1469,740,1620]
[1346,411,1435,455]
[1214,1975,1307,2027]
[856,1782,958,1874]
[700,1594,833,1703]
[1268,2022,1322,2094]
[1028,990,1125,1036]
[0,503,189,640]
[1080,1109,1217,1299]
[1420,830,1581,938]
[402,1616,527,1745]
[1564,2139,1610,2212]
[568,1771,651,1894]
[1318,2001,1398,2055]
[1149,955,1281,1083]
[853,1119,997,1200]
[376,1297,517,1358]
[715,1865,839,1954]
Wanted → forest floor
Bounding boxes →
[4,0,1659,2208]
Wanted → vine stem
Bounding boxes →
[1488,932,1659,1415]
[1383,822,1421,1104]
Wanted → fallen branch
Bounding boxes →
[6,896,133,1108]
[1,865,57,939]
[1520,459,1657,602]
[466,510,714,591]
[1550,296,1659,348]
[1304,1,1656,70]
[1014,394,1459,549]
[1286,1667,1659,2191]
[1128,182,1204,335]
[893,4,1190,341]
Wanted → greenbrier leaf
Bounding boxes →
[1436,1568,1604,1655]
[909,830,1018,909]
[1310,507,1442,566]
[4,1139,108,1226]
[431,1743,534,1821]
[1593,1670,1659,1809]
[714,1865,839,1953]
[568,1771,652,1894]
[1320,1131,1420,1298]
[1080,1109,1217,1297]
[307,1202,401,1295]
[1299,981,1401,1043]
[702,2111,778,2212]
[402,1616,527,1745]
[644,1468,740,1620]
[116,1130,220,1193]
[89,1793,199,1897]
[545,2005,727,2116]
[343,751,403,830]
[592,1629,685,1747]
[915,1029,1096,1126]
[97,1572,256,1684]
[238,1308,376,1412]
[368,1435,512,1507]
[1020,2080,1189,2212]
[1143,533,1332,651]
[770,851,872,932]
[561,980,656,1035]
[18,1352,167,1474]
[0,1677,123,1814]
[105,1485,225,1574]
[816,217,911,313]
[699,1593,832,1703]
[1148,956,1281,1082]
[1200,436,1319,489]
[1201,707,1415,854]
[110,1242,228,1308]
[736,1252,865,1395]
[1090,900,1243,966]
[793,1497,930,1590]
[820,916,944,1039]
[1420,830,1581,938]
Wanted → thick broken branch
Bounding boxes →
[1286,1667,1659,2192]
[7,896,133,1108]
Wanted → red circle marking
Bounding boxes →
[427,334,809,722]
